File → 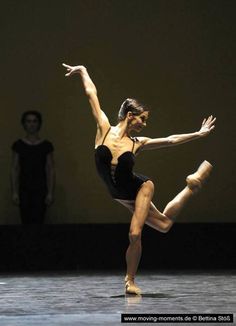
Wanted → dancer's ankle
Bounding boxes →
[186,160,212,193]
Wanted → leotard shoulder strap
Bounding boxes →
[131,137,136,153]
[101,127,111,145]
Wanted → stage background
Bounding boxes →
[0,0,235,224]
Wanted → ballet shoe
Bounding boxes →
[186,160,213,193]
[125,275,142,295]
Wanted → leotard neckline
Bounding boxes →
[94,127,135,166]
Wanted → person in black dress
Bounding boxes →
[63,63,215,295]
[11,111,55,224]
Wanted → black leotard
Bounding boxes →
[95,127,150,200]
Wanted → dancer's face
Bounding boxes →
[129,111,149,132]
[23,114,40,134]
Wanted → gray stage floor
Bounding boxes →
[0,271,235,325]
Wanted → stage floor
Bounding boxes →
[0,271,235,325]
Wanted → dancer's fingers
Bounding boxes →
[206,115,213,123]
[62,63,71,69]
[209,117,216,125]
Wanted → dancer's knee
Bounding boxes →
[141,180,154,197]
[160,218,173,233]
[129,230,142,244]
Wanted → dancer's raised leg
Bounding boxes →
[146,160,213,232]
[146,186,193,232]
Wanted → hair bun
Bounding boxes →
[117,98,148,122]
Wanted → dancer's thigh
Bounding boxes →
[115,199,169,232]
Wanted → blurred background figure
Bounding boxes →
[11,111,55,224]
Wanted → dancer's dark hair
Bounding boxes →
[118,98,148,121]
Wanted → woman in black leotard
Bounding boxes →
[63,63,216,295]
[95,124,150,200]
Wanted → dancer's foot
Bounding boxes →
[125,275,142,295]
[186,160,213,193]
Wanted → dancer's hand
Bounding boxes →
[62,63,86,77]
[199,115,216,137]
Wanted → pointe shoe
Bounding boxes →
[186,160,213,193]
[125,275,142,295]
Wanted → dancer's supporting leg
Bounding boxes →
[124,185,194,294]
[125,180,154,295]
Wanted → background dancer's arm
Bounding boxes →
[62,63,110,131]
[139,115,216,151]
[11,152,20,205]
[45,153,55,206]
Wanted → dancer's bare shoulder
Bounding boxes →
[132,136,149,154]
[95,122,111,147]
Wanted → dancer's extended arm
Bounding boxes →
[62,63,110,131]
[139,115,216,151]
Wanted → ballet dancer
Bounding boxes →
[62,63,215,295]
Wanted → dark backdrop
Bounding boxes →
[0,0,235,224]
